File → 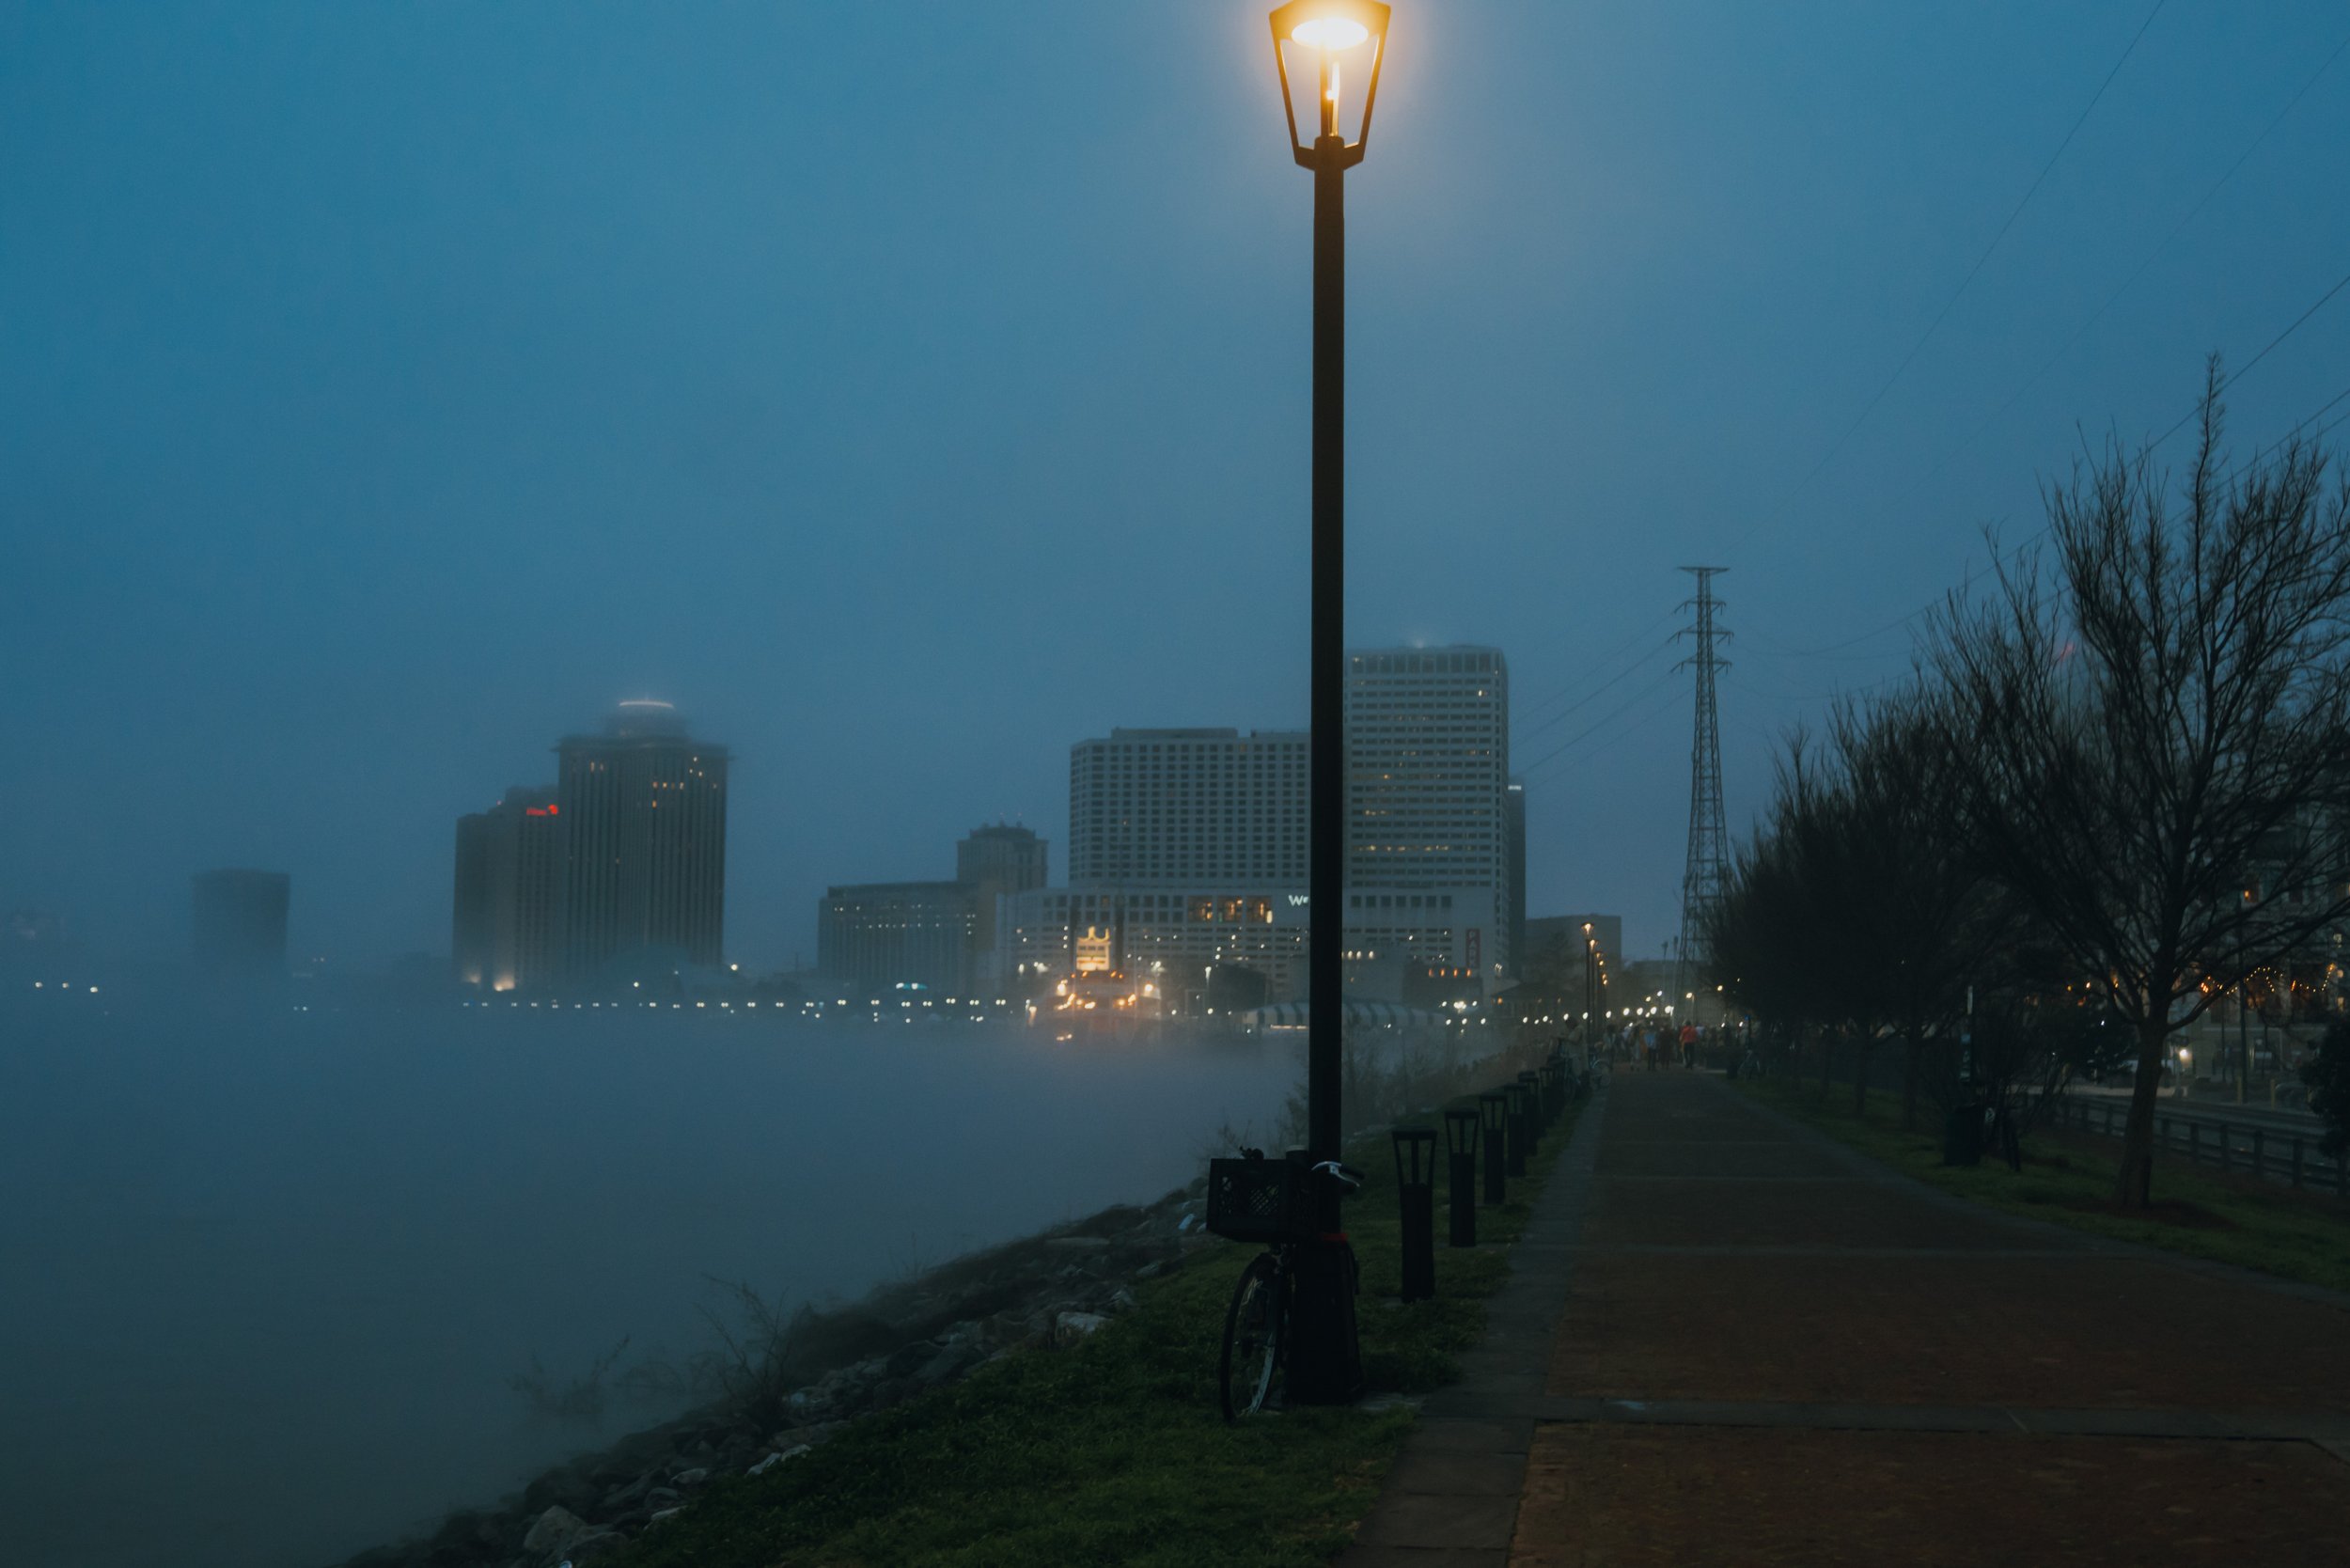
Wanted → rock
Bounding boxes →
[563,1529,628,1566]
[648,1507,683,1526]
[599,1469,658,1513]
[522,1467,599,1520]
[671,1466,711,1489]
[522,1505,591,1565]
[916,1341,980,1387]
[644,1486,681,1510]
[1106,1286,1138,1313]
[1133,1261,1165,1280]
[1177,1214,1198,1232]
[1054,1310,1109,1344]
[749,1442,811,1476]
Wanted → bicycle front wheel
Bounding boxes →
[1219,1252,1284,1420]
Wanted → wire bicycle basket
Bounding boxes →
[1204,1156,1311,1244]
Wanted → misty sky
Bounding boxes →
[7,2,2349,969]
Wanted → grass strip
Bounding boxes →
[612,1088,1581,1568]
[1737,1076,2350,1294]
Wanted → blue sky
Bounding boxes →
[5,1,2348,966]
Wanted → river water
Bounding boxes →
[0,998,1302,1568]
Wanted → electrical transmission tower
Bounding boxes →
[1674,567,1731,1006]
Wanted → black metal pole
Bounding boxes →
[1307,133,1346,1184]
[1289,129,1361,1408]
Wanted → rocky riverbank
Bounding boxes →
[335,1180,1212,1568]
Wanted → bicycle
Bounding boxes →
[1204,1149,1363,1420]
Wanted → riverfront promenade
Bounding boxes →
[1339,1071,2350,1566]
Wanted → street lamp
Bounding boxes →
[1265,0,1392,1408]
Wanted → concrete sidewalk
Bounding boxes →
[1338,1072,2350,1567]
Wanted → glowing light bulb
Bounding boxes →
[1292,17,1370,49]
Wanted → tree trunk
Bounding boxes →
[2113,1016,2169,1208]
[1901,1031,1922,1132]
[1852,1036,1873,1120]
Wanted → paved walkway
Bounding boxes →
[1338,1072,2350,1567]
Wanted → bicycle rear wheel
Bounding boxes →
[1219,1252,1284,1420]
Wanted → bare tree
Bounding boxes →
[1825,688,2008,1128]
[1932,366,2350,1206]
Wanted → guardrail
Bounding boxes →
[2047,1094,2348,1197]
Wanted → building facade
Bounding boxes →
[557,700,729,978]
[993,885,1495,1010]
[817,824,1051,998]
[1504,777,1527,978]
[452,785,562,993]
[1068,729,1308,888]
[818,881,974,996]
[1347,645,1512,980]
[191,869,290,985]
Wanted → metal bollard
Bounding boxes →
[1392,1126,1437,1303]
[1506,1083,1531,1177]
[1445,1106,1480,1247]
[1518,1071,1543,1143]
[1480,1091,1509,1204]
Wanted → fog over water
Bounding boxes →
[0,998,1303,1568]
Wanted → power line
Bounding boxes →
[1724,0,2168,558]
[1856,29,2350,535]
[1515,634,1678,743]
[1518,665,1684,779]
[2149,266,2350,447]
[1515,607,1682,721]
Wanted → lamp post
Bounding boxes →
[1266,0,1391,1406]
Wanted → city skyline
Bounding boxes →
[8,4,2348,971]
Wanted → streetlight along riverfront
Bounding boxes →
[1268,0,1391,1407]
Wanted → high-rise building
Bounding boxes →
[556,700,728,978]
[191,869,290,985]
[1504,777,1527,978]
[1068,729,1308,887]
[1347,645,1512,978]
[957,823,1047,895]
[958,823,1047,990]
[452,786,562,992]
[818,881,974,996]
[816,825,1049,999]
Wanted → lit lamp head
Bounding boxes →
[1269,0,1391,167]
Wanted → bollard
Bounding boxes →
[1444,1106,1480,1247]
[1480,1091,1509,1204]
[1519,1071,1543,1142]
[1506,1083,1531,1177]
[1392,1127,1437,1302]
